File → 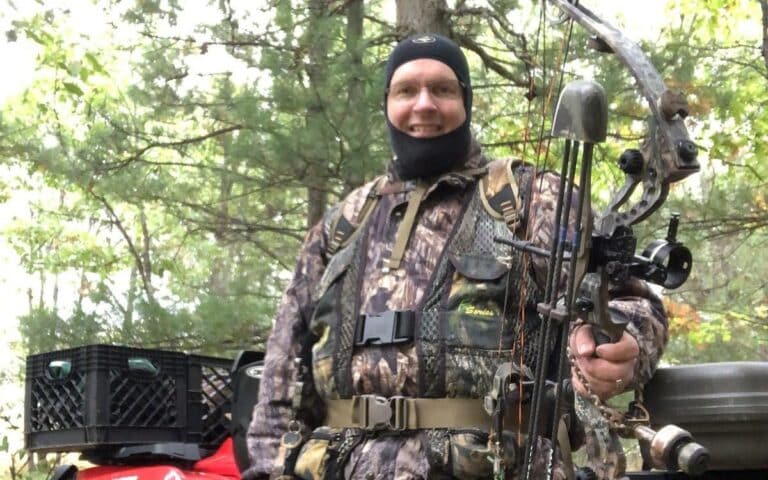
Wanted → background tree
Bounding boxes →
[0,3,766,473]
[1,0,765,359]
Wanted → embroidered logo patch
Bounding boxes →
[412,34,437,44]
[457,301,497,317]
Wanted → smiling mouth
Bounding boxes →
[409,124,442,136]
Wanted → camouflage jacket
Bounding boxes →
[244,146,668,480]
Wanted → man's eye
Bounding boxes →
[394,85,417,97]
[433,82,460,98]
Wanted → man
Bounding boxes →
[244,34,667,480]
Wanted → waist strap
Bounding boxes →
[326,396,497,431]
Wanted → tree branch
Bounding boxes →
[107,124,243,171]
[89,191,157,304]
[454,33,532,90]
[722,160,765,181]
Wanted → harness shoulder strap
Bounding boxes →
[478,158,527,233]
[325,175,387,255]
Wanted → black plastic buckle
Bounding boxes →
[354,311,415,346]
[357,395,408,430]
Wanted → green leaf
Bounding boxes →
[62,81,84,96]
[84,52,107,74]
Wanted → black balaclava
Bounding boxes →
[384,34,473,180]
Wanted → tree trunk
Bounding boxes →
[139,207,156,302]
[395,0,449,36]
[124,265,136,339]
[38,270,45,311]
[761,1,768,73]
[342,0,368,194]
[210,158,234,296]
[304,0,331,228]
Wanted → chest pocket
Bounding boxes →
[442,252,517,350]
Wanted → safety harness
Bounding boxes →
[282,159,567,479]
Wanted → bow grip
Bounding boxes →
[576,271,630,345]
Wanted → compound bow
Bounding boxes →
[494,1,706,479]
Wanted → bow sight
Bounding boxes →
[589,214,693,290]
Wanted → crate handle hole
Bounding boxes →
[46,360,72,380]
[128,357,159,377]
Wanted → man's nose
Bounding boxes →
[413,87,438,110]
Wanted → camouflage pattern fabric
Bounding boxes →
[243,144,669,480]
[335,431,567,480]
[575,395,627,480]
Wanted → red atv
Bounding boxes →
[25,346,263,480]
[25,346,768,479]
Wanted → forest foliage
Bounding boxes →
[0,0,766,475]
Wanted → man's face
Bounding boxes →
[386,58,466,138]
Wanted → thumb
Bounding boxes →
[571,324,596,357]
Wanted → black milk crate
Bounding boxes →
[187,354,233,450]
[24,345,233,454]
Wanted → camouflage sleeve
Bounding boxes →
[609,281,669,389]
[242,220,328,479]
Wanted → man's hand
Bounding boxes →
[569,323,638,402]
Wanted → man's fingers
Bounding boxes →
[585,377,627,400]
[575,355,633,382]
[570,371,588,397]
[594,332,639,362]
[571,330,637,402]
[570,366,624,401]
[570,326,638,362]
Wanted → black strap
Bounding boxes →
[354,310,416,346]
[488,182,523,232]
[327,215,354,255]
[281,443,303,478]
[327,176,387,256]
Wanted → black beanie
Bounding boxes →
[384,34,474,180]
[385,33,472,121]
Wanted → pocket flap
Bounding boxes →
[314,241,355,299]
[448,253,508,281]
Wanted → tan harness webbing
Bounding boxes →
[325,395,546,434]
[326,396,493,430]
[384,167,489,271]
[479,159,525,233]
[384,181,428,271]
[355,176,387,225]
[327,176,387,255]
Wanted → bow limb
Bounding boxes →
[548,0,700,237]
